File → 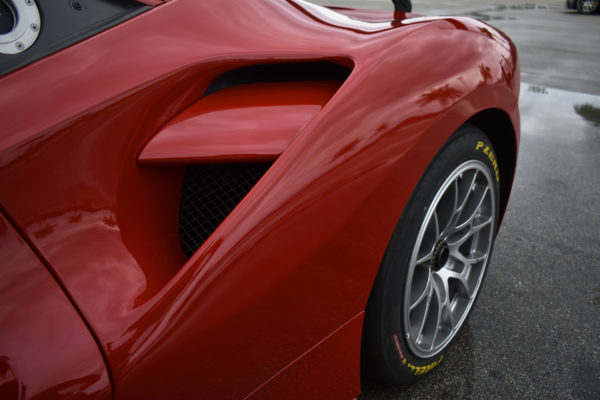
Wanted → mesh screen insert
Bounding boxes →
[179,163,271,258]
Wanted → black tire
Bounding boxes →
[576,0,598,14]
[362,125,501,384]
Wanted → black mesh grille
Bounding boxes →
[179,163,271,258]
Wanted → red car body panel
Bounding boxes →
[0,0,519,398]
[138,81,341,164]
[0,215,111,399]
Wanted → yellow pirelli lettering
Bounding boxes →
[405,355,444,376]
[475,141,500,183]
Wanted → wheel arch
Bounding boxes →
[466,108,518,227]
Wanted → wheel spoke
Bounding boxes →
[430,304,443,350]
[417,211,440,264]
[454,249,486,265]
[447,301,460,329]
[439,180,460,235]
[446,227,472,247]
[458,171,478,211]
[447,215,491,250]
[472,215,493,232]
[456,186,490,231]
[410,270,432,311]
[430,277,446,349]
[453,171,479,228]
[445,264,471,294]
[417,284,434,340]
[417,250,433,265]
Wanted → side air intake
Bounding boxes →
[143,61,351,259]
[179,163,271,258]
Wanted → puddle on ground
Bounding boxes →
[527,85,548,94]
[465,3,553,21]
[465,10,516,21]
[509,3,537,10]
[574,104,600,127]
[520,83,600,140]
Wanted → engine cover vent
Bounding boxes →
[179,163,271,258]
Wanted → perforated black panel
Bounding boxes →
[179,163,271,258]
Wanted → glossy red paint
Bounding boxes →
[0,214,111,399]
[245,312,364,400]
[327,6,412,22]
[0,0,519,399]
[138,81,341,164]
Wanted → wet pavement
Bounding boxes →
[306,1,600,398]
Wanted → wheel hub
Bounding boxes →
[431,240,449,271]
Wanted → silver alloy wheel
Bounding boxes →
[403,160,496,359]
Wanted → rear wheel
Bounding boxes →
[576,0,598,14]
[362,125,500,384]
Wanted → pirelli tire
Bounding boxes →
[362,125,501,384]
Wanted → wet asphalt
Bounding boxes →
[308,1,600,398]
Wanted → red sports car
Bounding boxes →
[0,0,519,398]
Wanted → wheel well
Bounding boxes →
[466,109,517,225]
